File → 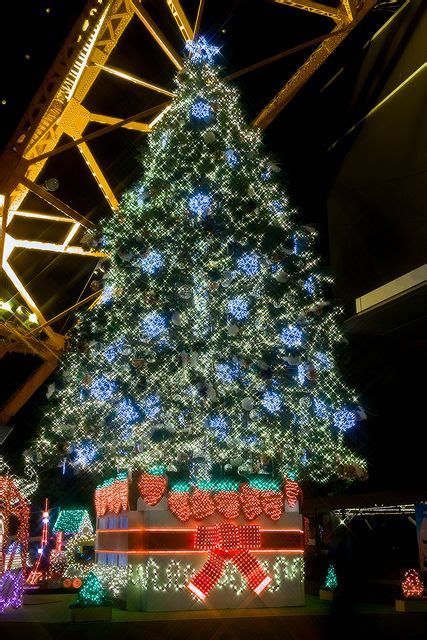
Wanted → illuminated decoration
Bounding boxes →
[207,414,229,442]
[237,253,260,277]
[95,473,128,517]
[186,37,220,65]
[333,408,357,432]
[71,571,111,608]
[87,556,303,601]
[53,510,93,536]
[188,192,211,219]
[139,250,164,275]
[228,297,249,321]
[216,361,239,383]
[36,36,366,486]
[137,473,168,507]
[143,394,162,419]
[313,352,331,370]
[285,478,300,509]
[261,390,282,414]
[90,376,116,401]
[0,456,34,576]
[168,491,192,522]
[188,524,271,600]
[225,149,239,167]
[27,498,50,586]
[116,398,140,426]
[240,484,263,521]
[304,276,315,296]
[313,397,328,419]
[102,285,113,304]
[261,491,284,521]
[72,441,98,468]
[104,339,124,364]
[324,564,337,590]
[214,491,241,519]
[190,99,212,121]
[0,571,24,612]
[189,489,215,520]
[63,533,95,580]
[401,569,424,599]
[141,312,167,339]
[281,325,303,348]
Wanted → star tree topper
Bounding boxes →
[185,37,220,65]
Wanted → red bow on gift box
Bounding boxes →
[187,523,272,601]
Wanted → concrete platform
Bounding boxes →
[0,593,426,640]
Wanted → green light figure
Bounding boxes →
[324,564,338,591]
[73,572,111,608]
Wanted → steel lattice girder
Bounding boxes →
[0,0,377,422]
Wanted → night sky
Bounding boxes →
[1,0,425,513]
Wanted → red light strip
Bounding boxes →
[96,527,303,533]
[96,548,304,555]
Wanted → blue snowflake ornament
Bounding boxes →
[333,408,357,432]
[189,192,211,218]
[228,297,249,320]
[190,100,212,121]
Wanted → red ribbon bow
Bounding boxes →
[187,524,272,601]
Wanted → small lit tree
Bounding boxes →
[72,572,111,608]
[324,564,338,591]
[401,569,424,599]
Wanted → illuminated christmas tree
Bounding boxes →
[36,37,365,485]
[72,572,111,608]
[324,564,338,591]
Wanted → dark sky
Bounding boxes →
[1,0,425,512]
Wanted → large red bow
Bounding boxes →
[187,524,271,601]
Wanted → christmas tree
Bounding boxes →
[71,572,111,608]
[36,37,365,485]
[324,564,338,591]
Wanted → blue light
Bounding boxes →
[301,452,308,466]
[216,361,239,383]
[140,250,164,275]
[313,398,328,419]
[136,185,146,206]
[244,433,259,445]
[237,253,260,277]
[293,234,299,255]
[90,376,116,401]
[333,408,357,432]
[160,132,169,149]
[116,397,140,425]
[271,200,283,213]
[228,297,249,320]
[143,394,161,419]
[261,390,282,414]
[141,312,167,339]
[73,441,97,468]
[304,275,315,296]
[281,325,303,348]
[190,100,212,121]
[186,37,220,65]
[297,364,306,385]
[104,338,124,364]
[314,352,331,370]
[225,149,239,167]
[188,192,211,218]
[101,285,113,304]
[261,168,271,181]
[207,415,229,441]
